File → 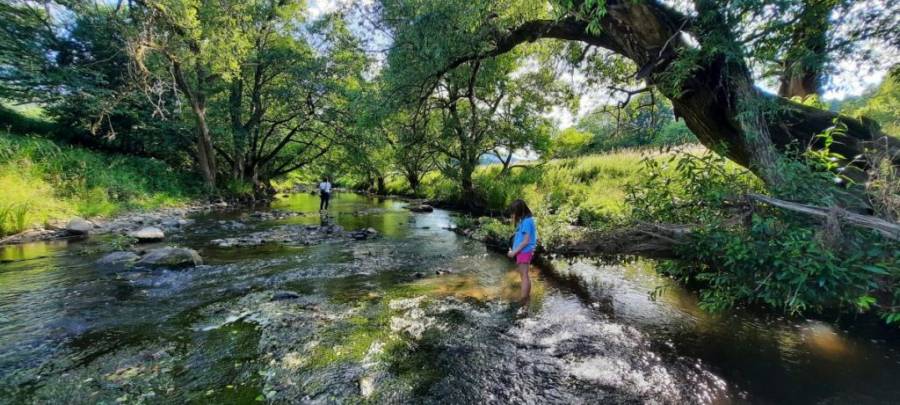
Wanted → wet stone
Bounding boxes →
[408,204,434,213]
[128,226,165,242]
[135,247,202,268]
[66,218,93,235]
[248,210,302,220]
[210,224,368,248]
[271,291,300,301]
[97,251,141,267]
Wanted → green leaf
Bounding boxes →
[862,265,889,275]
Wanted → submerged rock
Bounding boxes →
[66,218,93,235]
[359,374,376,398]
[136,247,202,268]
[271,291,300,301]
[128,226,165,242]
[408,204,434,213]
[209,224,371,248]
[97,251,140,267]
[249,210,302,220]
[350,227,379,241]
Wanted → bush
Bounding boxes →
[651,121,696,147]
[551,127,592,158]
[627,151,900,324]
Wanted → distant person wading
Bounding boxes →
[319,177,332,211]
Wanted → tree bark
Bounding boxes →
[459,157,477,199]
[171,58,216,188]
[229,79,248,182]
[377,176,387,195]
[192,103,216,188]
[405,170,421,194]
[438,0,899,188]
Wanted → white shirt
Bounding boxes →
[318,181,332,193]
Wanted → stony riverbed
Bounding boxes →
[1,193,899,404]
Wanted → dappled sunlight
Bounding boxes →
[409,267,546,304]
[795,321,855,360]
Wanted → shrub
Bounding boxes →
[550,127,592,158]
[628,151,900,324]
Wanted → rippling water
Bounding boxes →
[1,193,899,404]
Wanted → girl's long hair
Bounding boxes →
[508,199,533,225]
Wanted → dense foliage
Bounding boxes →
[628,152,900,323]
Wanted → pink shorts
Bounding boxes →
[515,252,533,264]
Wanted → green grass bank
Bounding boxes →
[0,132,201,236]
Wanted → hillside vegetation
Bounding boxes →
[0,132,199,236]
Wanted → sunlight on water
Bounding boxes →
[798,321,854,360]
[410,268,545,304]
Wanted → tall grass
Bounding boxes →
[380,146,742,250]
[389,148,702,222]
[0,132,200,236]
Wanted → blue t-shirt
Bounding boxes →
[512,216,537,253]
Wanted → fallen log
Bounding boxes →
[553,223,691,260]
[460,193,898,263]
[748,194,900,241]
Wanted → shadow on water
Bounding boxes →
[0,192,898,404]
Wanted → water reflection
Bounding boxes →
[0,239,68,263]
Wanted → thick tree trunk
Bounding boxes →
[190,102,216,188]
[405,171,420,194]
[229,79,247,181]
[170,59,216,189]
[460,160,476,197]
[377,176,387,195]
[779,66,821,99]
[440,0,899,188]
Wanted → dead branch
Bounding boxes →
[608,86,651,108]
[748,193,900,241]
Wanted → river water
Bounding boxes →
[1,193,899,404]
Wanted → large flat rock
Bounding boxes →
[128,226,165,242]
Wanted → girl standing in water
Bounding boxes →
[507,199,537,302]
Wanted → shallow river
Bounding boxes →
[1,193,899,404]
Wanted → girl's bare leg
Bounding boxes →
[518,263,531,303]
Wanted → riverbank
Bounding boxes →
[0,132,203,237]
[355,148,900,327]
